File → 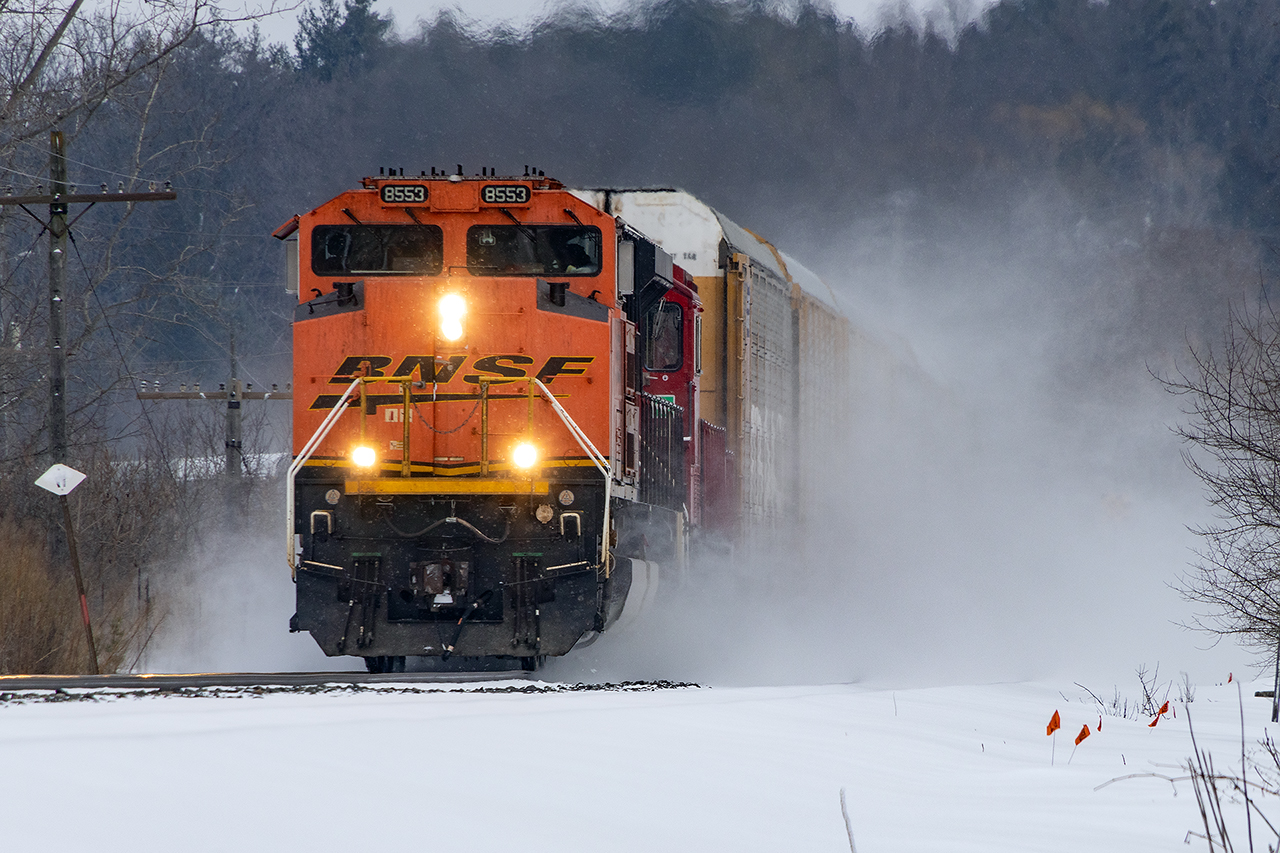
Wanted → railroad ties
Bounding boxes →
[0,672,699,705]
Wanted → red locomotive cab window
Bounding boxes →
[311,224,443,275]
[466,225,601,276]
[644,299,682,372]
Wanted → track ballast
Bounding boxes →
[0,672,699,705]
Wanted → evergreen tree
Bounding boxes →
[294,0,392,82]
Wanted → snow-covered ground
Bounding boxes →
[1,676,1270,851]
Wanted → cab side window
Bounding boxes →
[644,300,682,371]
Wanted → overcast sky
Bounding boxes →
[239,0,995,47]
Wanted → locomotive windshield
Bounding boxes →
[311,224,443,275]
[644,299,682,371]
[466,225,601,276]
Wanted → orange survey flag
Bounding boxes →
[1047,710,1061,736]
[1098,715,1103,731]
[1149,701,1170,727]
[1228,673,1234,683]
[1075,724,1091,745]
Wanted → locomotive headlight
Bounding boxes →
[512,441,538,469]
[438,293,466,341]
[351,445,377,468]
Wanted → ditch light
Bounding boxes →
[512,441,538,469]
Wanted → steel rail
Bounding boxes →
[0,670,531,692]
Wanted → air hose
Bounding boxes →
[386,514,510,543]
[441,589,494,661]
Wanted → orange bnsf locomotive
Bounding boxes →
[275,169,847,671]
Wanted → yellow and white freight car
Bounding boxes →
[571,188,851,543]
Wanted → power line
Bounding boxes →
[0,130,178,463]
[67,224,176,477]
[7,137,173,186]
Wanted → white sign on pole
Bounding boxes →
[35,464,86,496]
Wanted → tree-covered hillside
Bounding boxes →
[2,0,1278,670]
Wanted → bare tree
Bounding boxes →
[2,0,211,155]
[0,2,295,673]
[1163,300,1280,656]
[0,0,295,153]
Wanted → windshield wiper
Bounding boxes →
[499,207,538,246]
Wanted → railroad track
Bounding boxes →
[0,670,527,691]
[0,671,699,705]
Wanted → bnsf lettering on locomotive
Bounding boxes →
[481,184,531,205]
[537,356,595,383]
[380,184,427,204]
[463,354,535,385]
[392,354,465,384]
[326,354,593,389]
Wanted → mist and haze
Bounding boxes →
[5,0,1274,685]
[552,197,1244,688]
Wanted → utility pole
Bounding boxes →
[138,355,291,479]
[0,130,177,464]
[226,332,241,477]
[48,130,68,463]
[34,463,98,674]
